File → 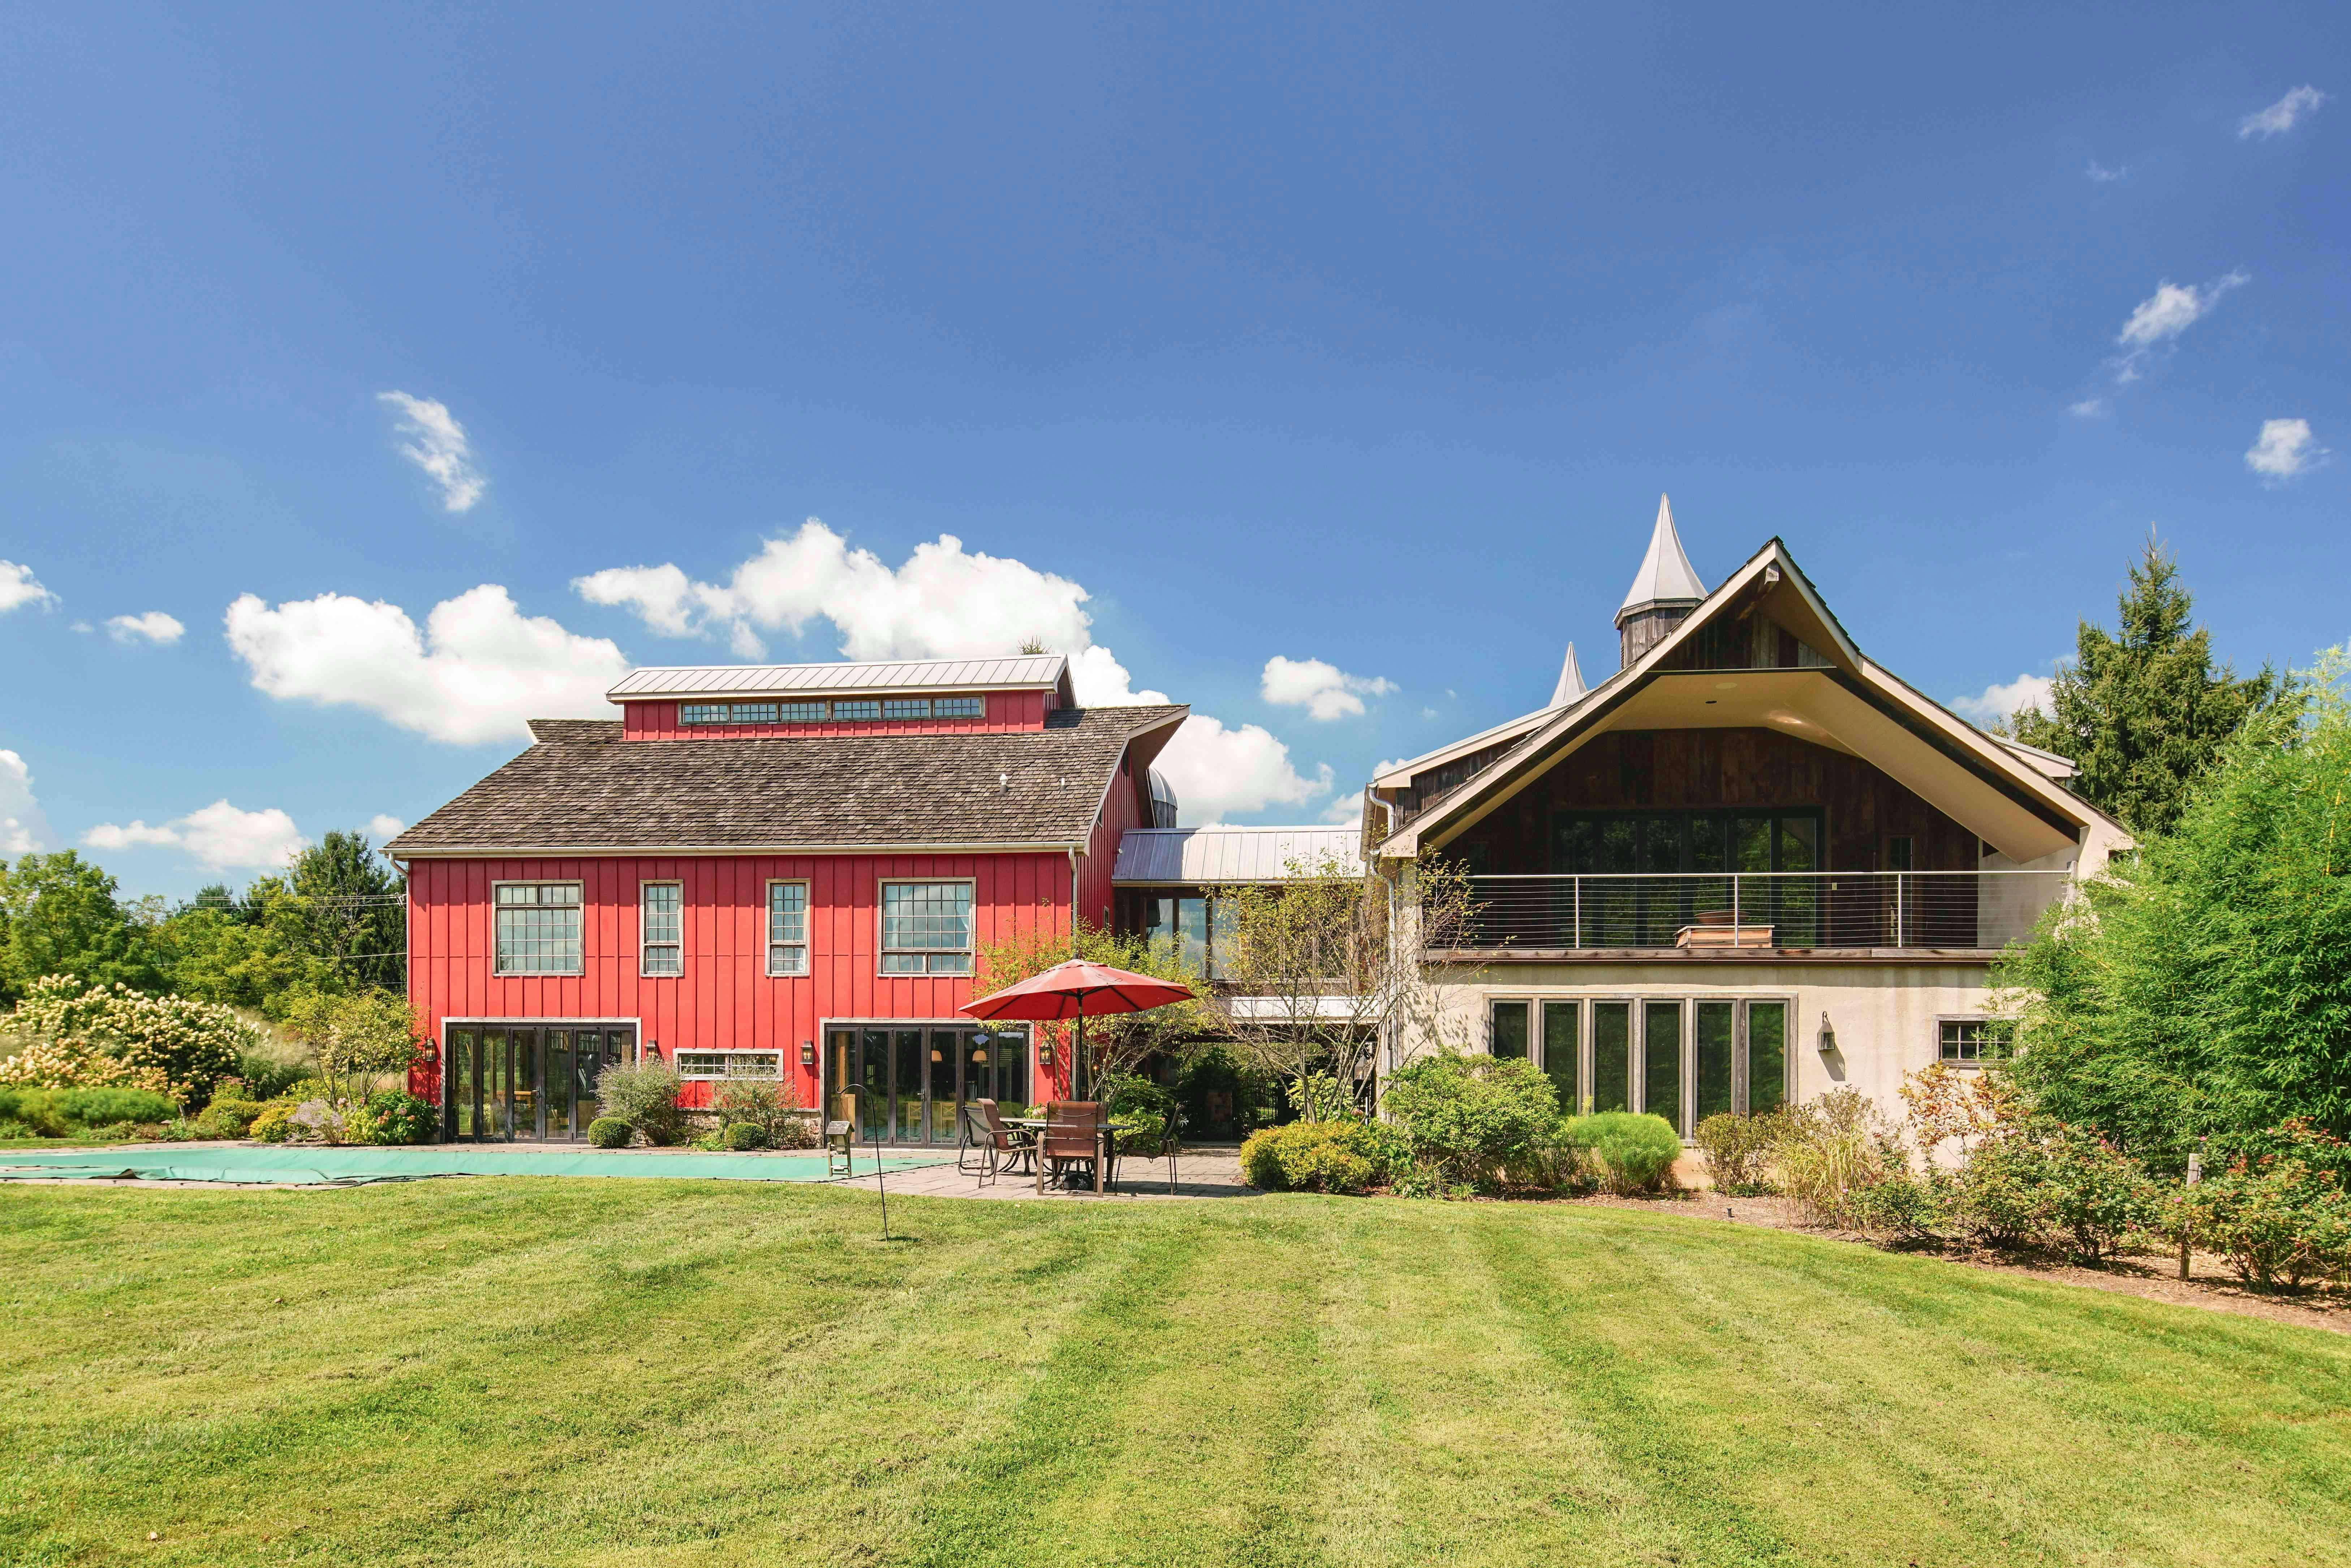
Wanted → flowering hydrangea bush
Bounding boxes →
[0,975,250,1102]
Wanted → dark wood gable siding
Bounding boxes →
[1446,728,1978,875]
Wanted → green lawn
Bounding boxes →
[3,1183,2347,1568]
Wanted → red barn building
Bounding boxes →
[384,655,1186,1146]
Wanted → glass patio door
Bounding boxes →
[443,1022,633,1142]
[832,1025,1032,1145]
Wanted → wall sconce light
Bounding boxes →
[799,1040,815,1068]
[1038,1040,1055,1067]
[1816,1013,1836,1054]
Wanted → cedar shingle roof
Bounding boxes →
[383,706,1188,856]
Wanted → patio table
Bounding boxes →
[1004,1116,1136,1196]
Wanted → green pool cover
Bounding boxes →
[0,1145,955,1187]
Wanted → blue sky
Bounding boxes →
[0,3,2342,898]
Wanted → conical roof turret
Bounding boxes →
[1549,643,1587,707]
[1614,494,1707,628]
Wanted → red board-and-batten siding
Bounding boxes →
[405,851,1076,1109]
[619,689,1051,740]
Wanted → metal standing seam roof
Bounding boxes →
[607,654,1071,702]
[1111,826,1366,883]
[1616,493,1708,622]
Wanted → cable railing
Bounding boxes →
[1450,871,2072,953]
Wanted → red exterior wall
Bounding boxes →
[405,850,1074,1110]
[620,690,1048,740]
[1077,756,1153,928]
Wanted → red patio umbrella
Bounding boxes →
[959,958,1195,1097]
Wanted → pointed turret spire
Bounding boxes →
[1614,494,1709,667]
[1616,494,1707,622]
[1549,642,1586,707]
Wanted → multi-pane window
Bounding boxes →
[493,883,582,975]
[640,882,682,976]
[1938,1018,2011,1065]
[677,695,979,725]
[767,881,809,975]
[880,881,974,973]
[676,1051,784,1080]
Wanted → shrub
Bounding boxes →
[2170,1122,2351,1290]
[234,1049,311,1103]
[193,1098,264,1139]
[1770,1089,1899,1227]
[56,1087,181,1128]
[1239,1120,1390,1194]
[0,975,248,1101]
[1693,1111,1779,1195]
[1570,1112,1684,1196]
[723,1120,768,1151]
[587,1116,633,1149]
[712,1077,813,1149]
[597,1060,686,1146]
[1104,1077,1179,1155]
[348,1090,435,1146]
[249,1099,298,1143]
[1849,1171,1946,1239]
[286,1098,348,1145]
[1942,1120,2161,1262]
[1383,1052,1560,1191]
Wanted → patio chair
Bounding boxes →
[957,1099,1029,1184]
[823,1119,854,1179]
[978,1098,1037,1179]
[1038,1100,1102,1193]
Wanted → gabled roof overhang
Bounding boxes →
[1379,538,2115,865]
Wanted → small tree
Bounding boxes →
[283,987,421,1103]
[1206,852,1480,1112]
[974,916,1211,1091]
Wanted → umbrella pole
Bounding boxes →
[1075,1008,1086,1100]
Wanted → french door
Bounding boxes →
[825,1024,1031,1145]
[444,1022,635,1142]
[1492,996,1789,1133]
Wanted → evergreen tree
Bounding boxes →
[2008,535,2287,836]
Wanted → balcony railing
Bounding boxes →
[1450,871,2072,954]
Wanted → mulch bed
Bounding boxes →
[1576,1190,2351,1336]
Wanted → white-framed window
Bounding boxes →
[492,882,583,975]
[1938,1017,2011,1066]
[767,880,809,976]
[675,1050,785,1081]
[880,880,974,974]
[640,882,682,976]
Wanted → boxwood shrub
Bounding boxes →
[1238,1121,1394,1194]
[587,1116,633,1149]
[723,1120,768,1151]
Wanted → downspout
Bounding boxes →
[1066,845,1081,1097]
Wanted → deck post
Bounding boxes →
[1573,876,1582,949]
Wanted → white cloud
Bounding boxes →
[1321,794,1366,827]
[2246,418,2326,482]
[2086,160,2128,182]
[0,749,48,854]
[2239,85,2326,139]
[2067,397,2109,419]
[1260,655,1398,721]
[225,583,627,745]
[365,813,406,841]
[2111,270,2249,382]
[1,561,57,613]
[576,519,1094,664]
[105,611,184,645]
[85,800,308,870]
[578,522,1337,822]
[377,391,487,513]
[1156,716,1332,823]
[1951,672,2057,725]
